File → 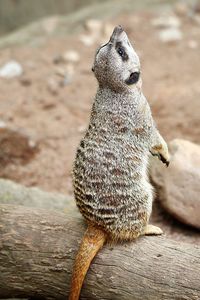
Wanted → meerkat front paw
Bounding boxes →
[142,224,163,236]
[150,141,170,167]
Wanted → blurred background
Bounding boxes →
[0,0,199,244]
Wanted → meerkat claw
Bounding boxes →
[143,224,163,236]
[150,151,169,167]
[159,153,170,167]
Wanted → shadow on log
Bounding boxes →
[0,204,199,300]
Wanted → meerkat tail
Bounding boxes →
[69,225,107,300]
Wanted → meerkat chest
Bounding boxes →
[108,112,152,146]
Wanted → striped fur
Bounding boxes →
[73,88,155,241]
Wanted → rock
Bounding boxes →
[158,28,183,43]
[53,50,80,65]
[85,19,102,35]
[79,34,96,46]
[55,66,67,77]
[80,19,103,46]
[174,2,189,17]
[47,77,59,95]
[54,64,74,85]
[188,39,198,49]
[0,178,78,215]
[152,13,183,44]
[150,139,200,229]
[65,64,74,84]
[62,50,80,64]
[0,60,23,78]
[152,14,181,28]
[0,125,38,166]
[0,120,6,128]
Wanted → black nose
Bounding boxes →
[114,25,124,33]
[125,72,140,85]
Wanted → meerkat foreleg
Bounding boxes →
[150,130,170,166]
[142,224,163,236]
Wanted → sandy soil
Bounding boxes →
[0,8,199,243]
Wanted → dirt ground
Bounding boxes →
[0,7,199,244]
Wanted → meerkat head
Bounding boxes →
[92,25,141,92]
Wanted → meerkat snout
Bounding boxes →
[92,25,141,91]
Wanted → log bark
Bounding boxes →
[0,204,199,300]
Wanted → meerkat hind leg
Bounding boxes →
[142,224,163,236]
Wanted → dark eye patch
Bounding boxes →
[115,41,128,61]
[125,72,140,85]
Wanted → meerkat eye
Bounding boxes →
[117,47,125,57]
[125,72,140,85]
[116,42,129,61]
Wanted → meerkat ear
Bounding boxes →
[91,66,94,72]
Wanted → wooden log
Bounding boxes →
[0,204,199,300]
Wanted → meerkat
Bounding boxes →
[69,25,170,300]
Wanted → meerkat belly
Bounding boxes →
[73,137,153,240]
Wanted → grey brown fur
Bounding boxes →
[73,25,169,242]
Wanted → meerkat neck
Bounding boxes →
[94,86,142,114]
[97,86,140,98]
